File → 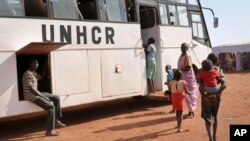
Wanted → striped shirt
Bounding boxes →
[22,70,41,101]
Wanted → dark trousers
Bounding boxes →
[32,92,62,131]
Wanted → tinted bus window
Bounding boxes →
[106,0,127,22]
[125,0,137,22]
[169,5,179,25]
[140,8,155,29]
[24,0,48,17]
[0,0,24,16]
[51,0,79,19]
[98,0,107,21]
[78,0,98,20]
[169,0,187,4]
[169,5,189,26]
[96,0,136,22]
[188,0,198,5]
[177,6,189,26]
[191,13,204,38]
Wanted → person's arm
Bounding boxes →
[196,72,205,92]
[181,66,191,72]
[143,44,149,54]
[183,81,191,95]
[165,73,170,85]
[28,85,51,101]
[146,44,152,54]
[26,73,50,101]
[214,69,226,86]
[180,55,192,72]
[28,84,41,96]
[36,73,42,80]
[167,81,172,91]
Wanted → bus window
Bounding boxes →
[0,0,24,16]
[140,7,156,29]
[169,5,189,26]
[192,14,204,38]
[169,5,179,25]
[24,0,48,17]
[98,0,135,22]
[188,0,199,5]
[78,0,98,20]
[191,13,210,46]
[125,0,137,22]
[50,0,80,19]
[177,6,189,26]
[98,0,107,21]
[159,3,169,25]
[105,0,127,22]
[169,0,187,4]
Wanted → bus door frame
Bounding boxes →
[139,6,162,91]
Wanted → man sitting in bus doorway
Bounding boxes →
[143,37,156,93]
[22,58,66,136]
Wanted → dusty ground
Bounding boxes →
[0,73,250,141]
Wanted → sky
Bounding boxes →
[200,0,250,47]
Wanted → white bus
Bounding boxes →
[0,0,215,121]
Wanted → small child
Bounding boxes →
[165,65,174,84]
[164,65,175,113]
[198,59,226,94]
[168,69,189,132]
[164,65,173,97]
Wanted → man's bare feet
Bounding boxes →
[56,120,66,128]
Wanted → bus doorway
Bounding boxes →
[16,42,66,100]
[139,6,162,91]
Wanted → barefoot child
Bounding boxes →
[197,59,226,95]
[164,65,175,113]
[168,69,189,132]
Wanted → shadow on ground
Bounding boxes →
[0,94,170,140]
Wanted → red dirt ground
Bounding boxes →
[0,73,250,141]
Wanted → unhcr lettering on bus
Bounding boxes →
[41,24,115,45]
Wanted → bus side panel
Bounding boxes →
[188,40,212,67]
[160,26,211,69]
[0,52,41,118]
[0,18,147,119]
[160,26,211,91]
[52,50,90,95]
[101,49,142,97]
[160,26,192,67]
[0,52,18,118]
[160,26,192,53]
[160,26,192,91]
[52,50,94,107]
